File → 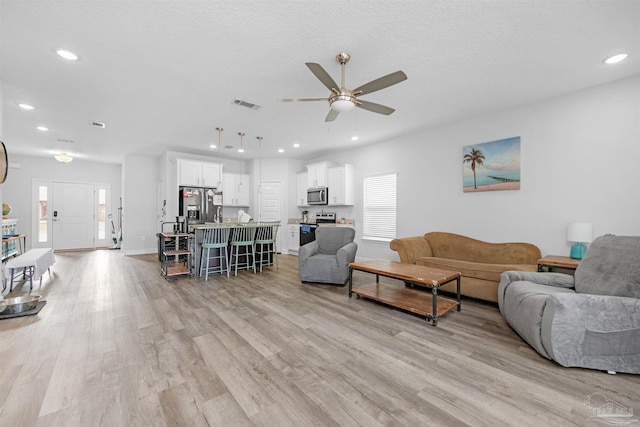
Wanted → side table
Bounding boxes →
[537,255,580,273]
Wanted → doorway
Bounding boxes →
[32,180,111,250]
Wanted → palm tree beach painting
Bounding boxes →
[463,137,521,192]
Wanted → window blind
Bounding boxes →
[363,172,397,241]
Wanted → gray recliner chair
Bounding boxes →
[498,235,640,374]
[299,227,357,285]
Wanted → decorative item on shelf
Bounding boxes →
[2,203,11,218]
[215,127,224,189]
[567,222,593,259]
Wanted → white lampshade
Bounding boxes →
[567,222,593,243]
[330,99,355,112]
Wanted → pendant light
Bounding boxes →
[237,132,245,192]
[237,132,245,153]
[215,127,224,189]
[256,136,263,194]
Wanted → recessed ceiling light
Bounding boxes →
[293,143,300,148]
[604,53,628,64]
[56,49,78,61]
[36,126,49,131]
[351,135,359,141]
[278,148,285,153]
[238,148,245,153]
[209,144,217,149]
[18,103,34,110]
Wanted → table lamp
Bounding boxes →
[567,222,592,259]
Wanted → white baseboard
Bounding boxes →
[122,247,157,256]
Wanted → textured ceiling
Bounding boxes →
[1,1,639,164]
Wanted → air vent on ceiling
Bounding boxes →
[57,138,75,144]
[90,121,106,128]
[233,98,261,110]
[223,145,235,150]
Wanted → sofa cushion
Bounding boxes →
[574,235,640,299]
[416,257,537,282]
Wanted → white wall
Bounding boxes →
[324,75,640,260]
[1,154,121,250]
[121,155,158,255]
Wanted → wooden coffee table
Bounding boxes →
[348,260,461,326]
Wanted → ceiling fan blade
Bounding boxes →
[306,62,339,91]
[353,70,407,96]
[325,109,340,122]
[357,100,395,115]
[279,97,327,102]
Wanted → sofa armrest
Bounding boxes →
[336,242,358,266]
[541,293,640,373]
[389,236,432,264]
[498,271,574,309]
[298,241,319,265]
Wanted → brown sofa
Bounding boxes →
[389,232,541,303]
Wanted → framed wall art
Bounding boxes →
[463,136,520,193]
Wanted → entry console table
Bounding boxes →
[348,260,461,326]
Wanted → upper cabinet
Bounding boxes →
[177,158,222,188]
[328,164,355,205]
[296,172,308,206]
[222,173,250,207]
[306,161,335,188]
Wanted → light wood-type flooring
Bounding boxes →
[0,251,637,426]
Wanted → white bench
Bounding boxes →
[4,248,55,291]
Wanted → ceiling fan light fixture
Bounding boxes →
[55,152,73,163]
[331,99,355,112]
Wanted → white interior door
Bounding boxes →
[52,182,95,250]
[258,182,283,252]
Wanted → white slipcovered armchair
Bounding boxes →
[298,227,357,285]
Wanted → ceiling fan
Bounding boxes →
[280,53,407,122]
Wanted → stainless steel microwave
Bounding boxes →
[307,187,328,205]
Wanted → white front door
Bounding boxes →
[258,181,283,252]
[52,182,95,250]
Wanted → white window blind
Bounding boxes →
[363,172,397,241]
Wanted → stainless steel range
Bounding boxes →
[300,212,336,246]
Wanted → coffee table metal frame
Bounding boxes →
[348,260,461,326]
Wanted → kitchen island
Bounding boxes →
[191,222,280,277]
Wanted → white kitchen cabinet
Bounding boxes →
[177,158,222,187]
[222,173,250,206]
[306,161,335,188]
[201,163,221,187]
[296,172,308,206]
[287,224,300,255]
[328,164,355,205]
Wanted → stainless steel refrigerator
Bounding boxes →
[178,186,223,229]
